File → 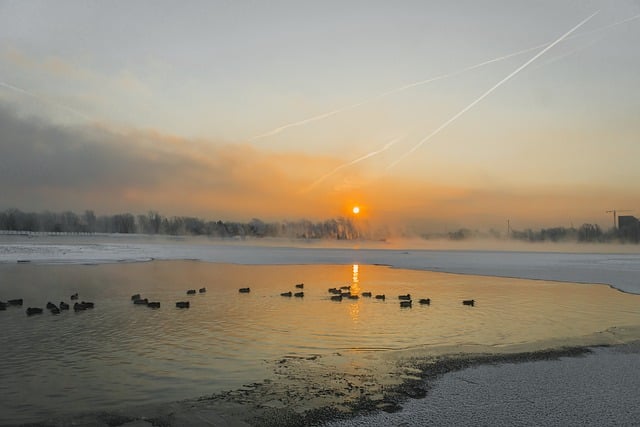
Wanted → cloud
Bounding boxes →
[0,102,333,219]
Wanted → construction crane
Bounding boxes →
[605,209,631,229]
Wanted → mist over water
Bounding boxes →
[1,261,639,424]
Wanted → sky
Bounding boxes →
[1,0,639,234]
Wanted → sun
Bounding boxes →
[352,206,360,215]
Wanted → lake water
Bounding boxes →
[1,260,639,424]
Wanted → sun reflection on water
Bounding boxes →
[351,264,360,293]
[349,264,361,322]
[348,298,360,323]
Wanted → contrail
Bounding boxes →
[387,11,599,171]
[249,12,638,142]
[249,99,371,141]
[531,34,603,71]
[0,79,92,121]
[378,12,639,100]
[302,136,403,193]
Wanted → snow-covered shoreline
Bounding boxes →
[326,343,640,427]
[1,235,639,294]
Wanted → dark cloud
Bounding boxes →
[0,103,329,218]
[0,104,182,189]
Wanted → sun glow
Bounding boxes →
[352,206,360,215]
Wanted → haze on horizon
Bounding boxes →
[1,1,639,234]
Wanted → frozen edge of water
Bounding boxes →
[1,237,639,294]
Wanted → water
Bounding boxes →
[1,260,639,424]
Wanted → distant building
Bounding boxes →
[618,215,639,242]
[618,215,639,229]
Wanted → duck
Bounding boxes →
[280,291,292,297]
[186,289,196,295]
[70,293,79,300]
[328,288,341,294]
[398,294,411,301]
[462,299,475,307]
[133,298,149,305]
[295,283,304,289]
[50,306,61,315]
[400,300,412,308]
[26,307,43,316]
[46,302,57,309]
[59,301,70,310]
[131,294,141,301]
[347,294,359,300]
[199,287,207,293]
[8,298,23,306]
[294,291,304,298]
[419,298,431,305]
[361,292,372,297]
[330,295,343,302]
[176,301,190,308]
[238,287,251,293]
[375,294,386,300]
[147,301,161,309]
[73,302,94,311]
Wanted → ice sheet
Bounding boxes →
[1,235,639,294]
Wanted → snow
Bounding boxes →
[326,345,640,427]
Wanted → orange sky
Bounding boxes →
[1,113,631,234]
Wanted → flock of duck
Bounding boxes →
[0,287,207,316]
[131,287,207,309]
[0,292,95,316]
[244,282,476,308]
[2,283,475,316]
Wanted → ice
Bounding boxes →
[1,235,639,294]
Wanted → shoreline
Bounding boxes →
[10,329,640,427]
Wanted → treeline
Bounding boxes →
[0,208,359,240]
[3,208,638,243]
[445,223,639,244]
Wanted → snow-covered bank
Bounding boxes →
[326,342,640,427]
[1,235,639,294]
